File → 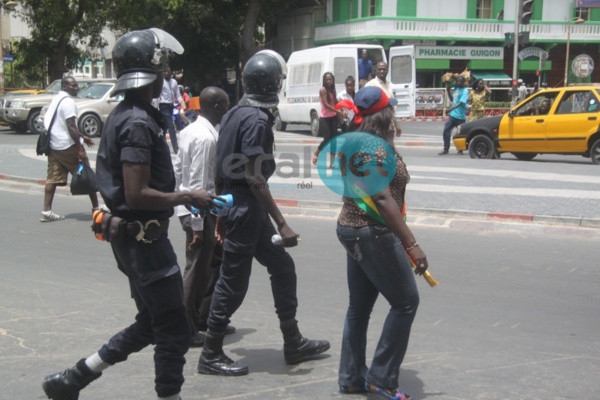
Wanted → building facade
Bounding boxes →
[278,0,600,91]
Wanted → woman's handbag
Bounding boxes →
[70,162,97,195]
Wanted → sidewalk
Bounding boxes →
[1,135,600,238]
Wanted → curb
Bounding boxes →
[2,174,598,238]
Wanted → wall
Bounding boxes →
[416,0,468,19]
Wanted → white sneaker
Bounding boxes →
[40,211,65,222]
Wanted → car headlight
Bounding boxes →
[9,100,26,109]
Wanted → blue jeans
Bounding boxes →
[159,103,178,154]
[442,116,465,151]
[336,223,419,389]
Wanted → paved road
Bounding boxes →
[1,124,600,237]
[1,189,599,400]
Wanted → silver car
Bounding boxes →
[40,82,122,137]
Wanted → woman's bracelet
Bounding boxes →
[405,242,419,251]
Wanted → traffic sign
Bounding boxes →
[3,55,15,63]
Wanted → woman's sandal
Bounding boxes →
[366,382,411,400]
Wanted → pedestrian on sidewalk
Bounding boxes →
[157,67,185,154]
[365,61,402,137]
[312,71,342,168]
[40,76,99,222]
[468,79,491,121]
[337,76,356,133]
[173,86,235,347]
[196,50,330,377]
[41,28,217,400]
[335,86,427,400]
[439,75,468,155]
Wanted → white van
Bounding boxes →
[274,44,415,136]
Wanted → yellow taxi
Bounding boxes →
[453,85,600,164]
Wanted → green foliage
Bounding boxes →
[10,0,297,93]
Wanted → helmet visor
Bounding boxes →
[149,28,184,55]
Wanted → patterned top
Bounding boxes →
[338,151,410,227]
[469,89,488,111]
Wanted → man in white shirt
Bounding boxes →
[157,67,185,154]
[173,87,230,346]
[365,61,402,137]
[41,76,99,222]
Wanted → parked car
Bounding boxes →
[2,78,115,134]
[0,88,44,125]
[39,82,122,137]
[453,85,600,165]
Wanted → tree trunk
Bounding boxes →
[48,37,69,81]
[239,0,262,65]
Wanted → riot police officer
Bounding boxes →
[196,50,330,376]
[41,28,217,400]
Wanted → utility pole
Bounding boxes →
[511,0,522,108]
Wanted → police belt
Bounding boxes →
[125,219,170,243]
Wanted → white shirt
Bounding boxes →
[173,115,218,231]
[337,90,355,102]
[158,78,183,105]
[44,91,79,151]
[365,77,394,99]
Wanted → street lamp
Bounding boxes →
[0,1,18,92]
[564,17,585,87]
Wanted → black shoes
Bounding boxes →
[42,359,101,400]
[284,336,330,364]
[190,331,206,347]
[197,351,249,376]
[190,325,236,348]
[438,150,449,155]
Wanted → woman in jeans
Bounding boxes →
[312,72,342,168]
[335,86,428,400]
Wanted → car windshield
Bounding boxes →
[77,84,111,100]
[43,80,62,95]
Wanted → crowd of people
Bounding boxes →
[39,35,427,400]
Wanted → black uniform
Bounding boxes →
[95,97,190,398]
[208,106,298,332]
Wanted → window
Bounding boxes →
[556,90,598,114]
[368,0,376,16]
[476,0,493,19]
[576,8,590,21]
[390,55,412,84]
[333,57,355,85]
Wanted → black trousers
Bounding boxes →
[207,195,298,333]
[98,234,190,398]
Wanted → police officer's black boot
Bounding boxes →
[281,319,331,365]
[42,358,102,400]
[197,330,249,376]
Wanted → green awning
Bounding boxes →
[472,71,512,87]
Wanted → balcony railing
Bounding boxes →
[315,18,600,45]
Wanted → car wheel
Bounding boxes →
[273,110,286,132]
[27,109,44,135]
[310,111,319,137]
[590,139,600,165]
[9,122,27,133]
[512,152,537,161]
[468,134,495,159]
[79,113,102,137]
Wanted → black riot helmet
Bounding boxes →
[111,28,184,96]
[238,49,287,108]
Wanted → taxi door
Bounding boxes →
[497,93,551,152]
[545,89,600,153]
